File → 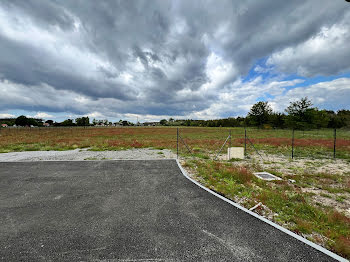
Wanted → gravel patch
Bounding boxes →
[0,148,176,161]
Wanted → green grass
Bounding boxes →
[320,193,332,198]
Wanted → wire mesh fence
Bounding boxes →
[176,127,350,161]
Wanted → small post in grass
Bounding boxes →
[292,129,295,159]
[177,127,179,159]
[333,128,336,159]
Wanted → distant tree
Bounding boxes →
[15,115,29,126]
[61,119,75,126]
[310,109,330,129]
[236,117,246,127]
[337,110,350,127]
[160,119,167,125]
[45,120,54,125]
[75,117,90,126]
[184,119,191,126]
[247,101,272,128]
[270,112,286,128]
[14,115,39,126]
[285,97,314,129]
[27,118,38,126]
[286,97,312,116]
[0,118,15,126]
[122,120,129,126]
[226,117,239,127]
[327,113,346,129]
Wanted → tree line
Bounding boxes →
[1,97,349,129]
[0,116,134,127]
[160,97,350,129]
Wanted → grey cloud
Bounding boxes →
[1,0,75,30]
[0,0,349,118]
[218,1,349,75]
[132,46,162,69]
[0,35,135,101]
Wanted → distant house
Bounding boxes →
[1,124,8,128]
[43,123,50,127]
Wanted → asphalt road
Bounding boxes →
[0,160,338,261]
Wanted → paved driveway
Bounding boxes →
[0,160,338,261]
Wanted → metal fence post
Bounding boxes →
[292,129,295,159]
[244,127,247,156]
[334,128,336,159]
[177,128,179,159]
[229,130,231,159]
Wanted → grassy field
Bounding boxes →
[0,126,350,159]
[1,126,349,258]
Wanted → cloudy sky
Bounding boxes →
[0,0,350,122]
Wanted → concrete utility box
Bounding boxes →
[227,147,244,160]
[253,172,282,181]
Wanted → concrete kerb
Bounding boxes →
[176,159,348,262]
[0,158,176,163]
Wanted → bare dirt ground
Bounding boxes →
[301,188,350,218]
[0,148,176,161]
[218,152,350,218]
[256,153,350,175]
[252,153,350,217]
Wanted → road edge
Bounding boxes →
[176,159,348,262]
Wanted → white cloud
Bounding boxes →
[87,112,105,119]
[34,112,53,118]
[267,18,350,76]
[271,77,350,112]
[203,52,236,91]
[254,65,271,74]
[0,113,15,118]
[186,77,305,119]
